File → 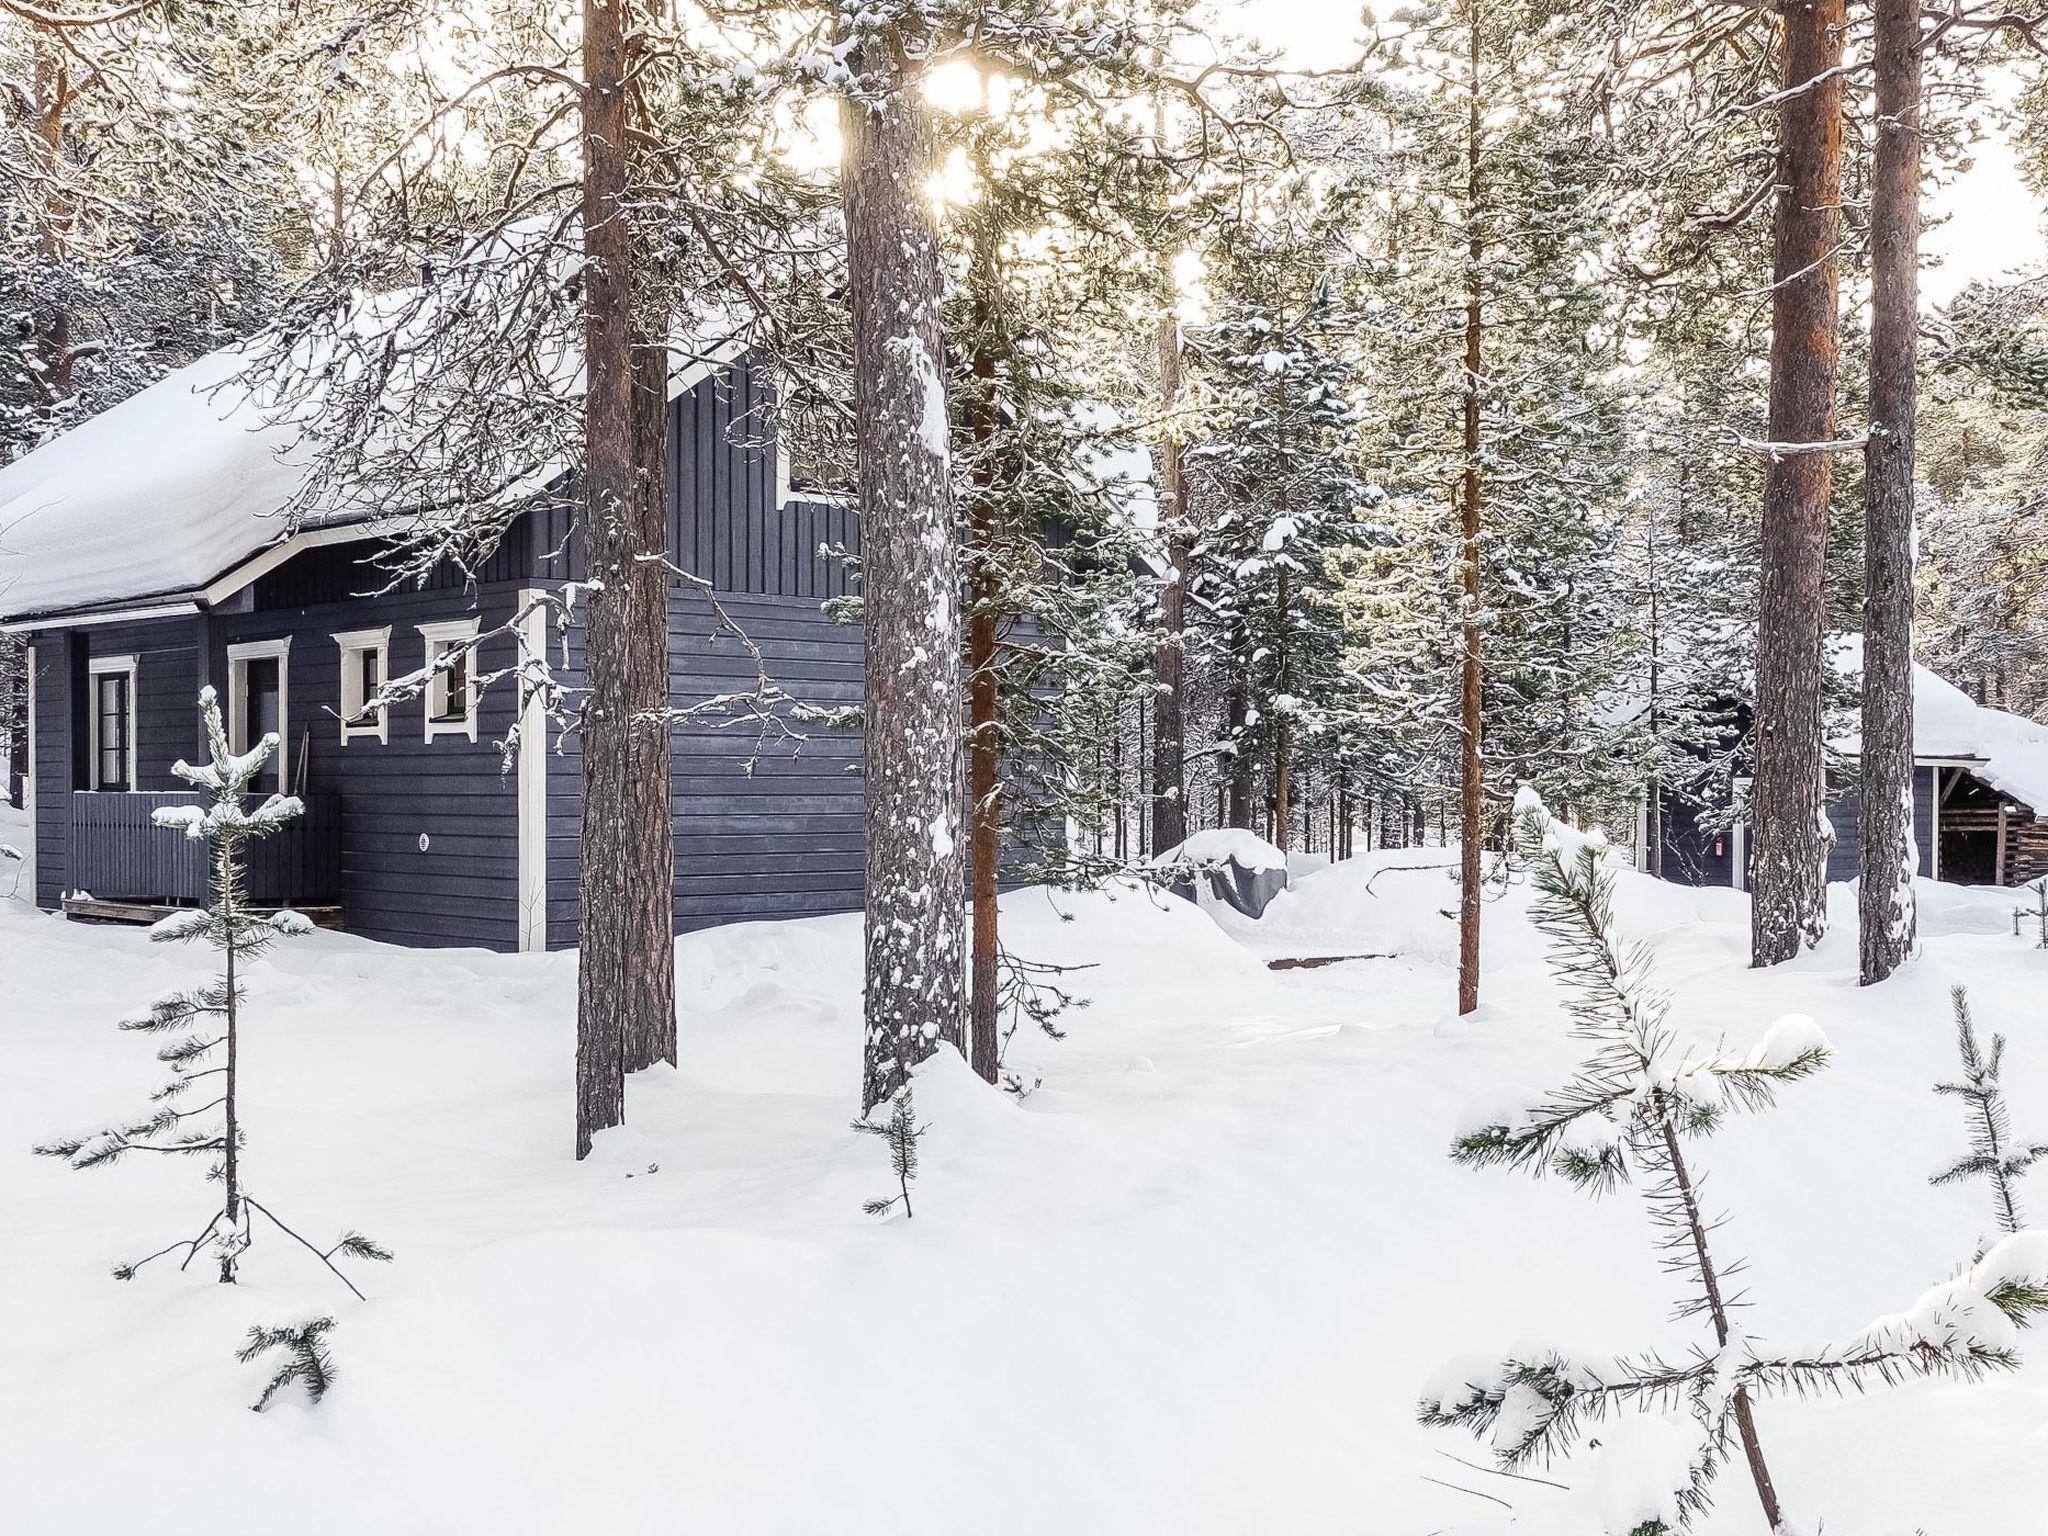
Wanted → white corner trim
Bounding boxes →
[515,591,548,953]
[85,653,139,792]
[333,625,392,745]
[419,618,481,743]
[22,648,36,899]
[225,636,292,764]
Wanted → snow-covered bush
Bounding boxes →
[34,689,390,1301]
[1420,788,2048,1533]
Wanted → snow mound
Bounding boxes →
[1151,829,1287,873]
[1593,1416,1696,1535]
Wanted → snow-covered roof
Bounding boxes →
[1834,636,2048,817]
[0,348,329,620]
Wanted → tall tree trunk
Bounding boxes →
[1859,0,1922,986]
[1224,681,1253,829]
[842,32,966,1115]
[966,241,1002,1087]
[5,636,26,808]
[621,325,678,1071]
[575,0,641,1156]
[1456,13,1485,1017]
[1149,242,1190,857]
[1273,566,1292,852]
[1752,0,1847,968]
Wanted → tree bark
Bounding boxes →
[1751,0,1846,968]
[1149,247,1190,857]
[842,32,966,1114]
[1457,12,1485,1017]
[621,324,678,1071]
[1858,0,1921,986]
[575,0,640,1156]
[967,251,1001,1087]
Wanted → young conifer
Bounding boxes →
[34,689,390,1298]
[239,1317,340,1411]
[1933,985,2048,1236]
[1423,789,2045,1533]
[853,1087,925,1220]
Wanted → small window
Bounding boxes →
[87,655,138,792]
[334,627,392,745]
[419,619,480,743]
[227,638,292,796]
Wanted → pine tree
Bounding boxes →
[1427,789,2038,1531]
[853,1087,925,1219]
[1933,985,2048,1237]
[33,690,390,1298]
[838,5,966,1114]
[238,1317,340,1412]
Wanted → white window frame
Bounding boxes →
[86,653,138,793]
[333,626,392,745]
[419,618,481,743]
[226,637,292,764]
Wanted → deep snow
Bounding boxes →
[5,799,2048,1534]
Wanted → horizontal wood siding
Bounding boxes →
[546,586,866,947]
[213,582,525,950]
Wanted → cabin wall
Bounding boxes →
[219,579,527,949]
[545,585,865,948]
[1658,763,1942,890]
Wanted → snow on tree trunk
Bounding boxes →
[1457,13,1485,1018]
[1859,0,1923,986]
[1150,261,1191,858]
[1752,0,1846,969]
[967,293,1001,1087]
[841,32,966,1114]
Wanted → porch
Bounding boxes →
[62,790,343,925]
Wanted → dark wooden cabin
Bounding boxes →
[1641,662,2048,892]
[1,343,870,951]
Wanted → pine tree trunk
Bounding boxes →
[1456,14,1485,1017]
[1225,681,1253,829]
[967,281,1001,1087]
[5,636,26,809]
[842,33,966,1115]
[220,868,240,1283]
[574,0,639,1157]
[1149,258,1190,857]
[1858,0,1921,986]
[621,325,678,1071]
[1751,0,1846,968]
[1274,566,1292,852]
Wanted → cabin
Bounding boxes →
[1641,643,2048,891]
[0,337,872,951]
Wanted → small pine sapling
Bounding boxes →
[238,1317,339,1411]
[34,690,392,1298]
[1423,790,2044,1534]
[1933,985,2048,1237]
[2014,878,2048,948]
[853,1087,925,1219]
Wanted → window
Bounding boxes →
[334,627,391,745]
[87,655,137,792]
[419,619,480,742]
[227,638,292,796]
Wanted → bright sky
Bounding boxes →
[1231,0,2047,307]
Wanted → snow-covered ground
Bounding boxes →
[6,795,2048,1534]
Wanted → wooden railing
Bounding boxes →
[68,791,341,906]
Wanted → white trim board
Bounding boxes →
[333,626,392,746]
[514,590,548,952]
[418,618,481,743]
[85,653,139,793]
[225,637,292,780]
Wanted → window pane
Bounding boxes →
[241,656,281,793]
[95,674,129,790]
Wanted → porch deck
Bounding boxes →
[65,790,342,912]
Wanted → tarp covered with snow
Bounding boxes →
[0,349,325,619]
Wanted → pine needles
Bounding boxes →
[853,1087,925,1219]
[1933,985,2048,1236]
[238,1317,339,1411]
